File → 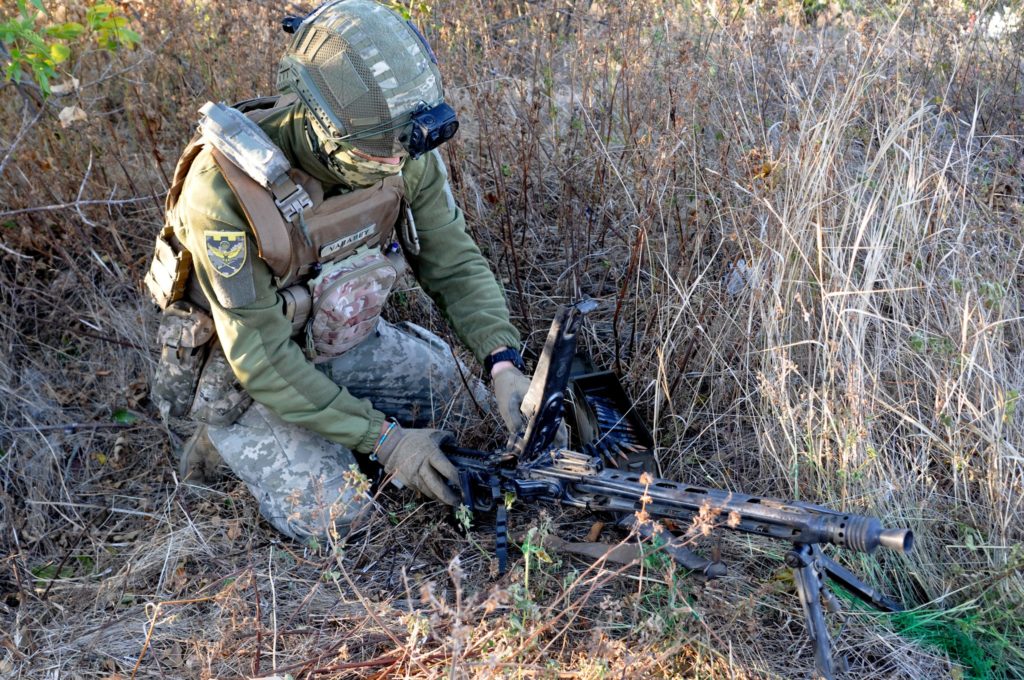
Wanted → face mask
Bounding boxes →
[325,146,405,188]
[302,109,405,188]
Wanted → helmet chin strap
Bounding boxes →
[303,117,402,190]
[303,119,335,172]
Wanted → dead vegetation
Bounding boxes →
[1,0,1022,678]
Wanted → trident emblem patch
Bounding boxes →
[205,231,247,278]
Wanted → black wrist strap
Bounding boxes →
[484,348,525,380]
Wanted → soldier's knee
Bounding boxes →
[255,488,373,543]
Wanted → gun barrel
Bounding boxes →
[879,528,914,553]
[541,463,914,555]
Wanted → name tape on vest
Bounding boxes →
[320,224,376,259]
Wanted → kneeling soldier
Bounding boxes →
[145,0,540,541]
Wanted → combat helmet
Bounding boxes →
[278,0,458,160]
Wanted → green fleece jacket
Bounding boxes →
[173,103,519,453]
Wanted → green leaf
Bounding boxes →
[35,68,50,95]
[46,21,85,40]
[115,27,141,49]
[22,29,48,50]
[455,503,473,531]
[49,42,69,63]
[111,409,138,425]
[1004,389,1020,423]
[4,62,22,84]
[32,564,60,580]
[31,561,75,585]
[86,4,116,25]
[29,0,46,14]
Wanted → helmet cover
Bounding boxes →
[278,0,445,158]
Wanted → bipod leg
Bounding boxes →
[787,543,844,679]
[491,478,508,575]
[817,548,903,613]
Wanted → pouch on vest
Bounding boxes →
[189,342,253,426]
[305,249,398,362]
[151,302,215,419]
[280,284,312,335]
[144,226,192,309]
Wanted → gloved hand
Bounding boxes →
[374,425,460,505]
[492,366,568,447]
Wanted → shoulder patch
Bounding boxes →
[206,230,247,277]
[204,231,258,308]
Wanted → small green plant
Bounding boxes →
[640,531,673,572]
[111,408,137,424]
[506,581,539,634]
[979,280,1006,310]
[1,0,83,95]
[455,504,493,563]
[802,0,830,22]
[85,3,140,51]
[455,502,473,531]
[1004,389,1020,423]
[386,0,431,21]
[1,0,139,96]
[889,607,996,679]
[908,331,957,358]
[520,525,552,594]
[31,561,75,587]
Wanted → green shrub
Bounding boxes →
[1,0,138,96]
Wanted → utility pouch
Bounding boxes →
[189,343,253,426]
[151,302,215,419]
[280,284,312,335]
[305,248,397,362]
[144,226,192,309]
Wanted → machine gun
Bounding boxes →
[442,299,913,679]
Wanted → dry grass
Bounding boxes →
[1,0,1022,678]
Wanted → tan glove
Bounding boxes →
[374,425,460,505]
[493,367,568,447]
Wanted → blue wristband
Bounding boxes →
[370,420,398,462]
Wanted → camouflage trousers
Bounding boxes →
[204,319,487,542]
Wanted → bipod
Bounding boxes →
[786,542,904,678]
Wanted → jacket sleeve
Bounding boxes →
[176,165,386,453]
[402,149,520,362]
